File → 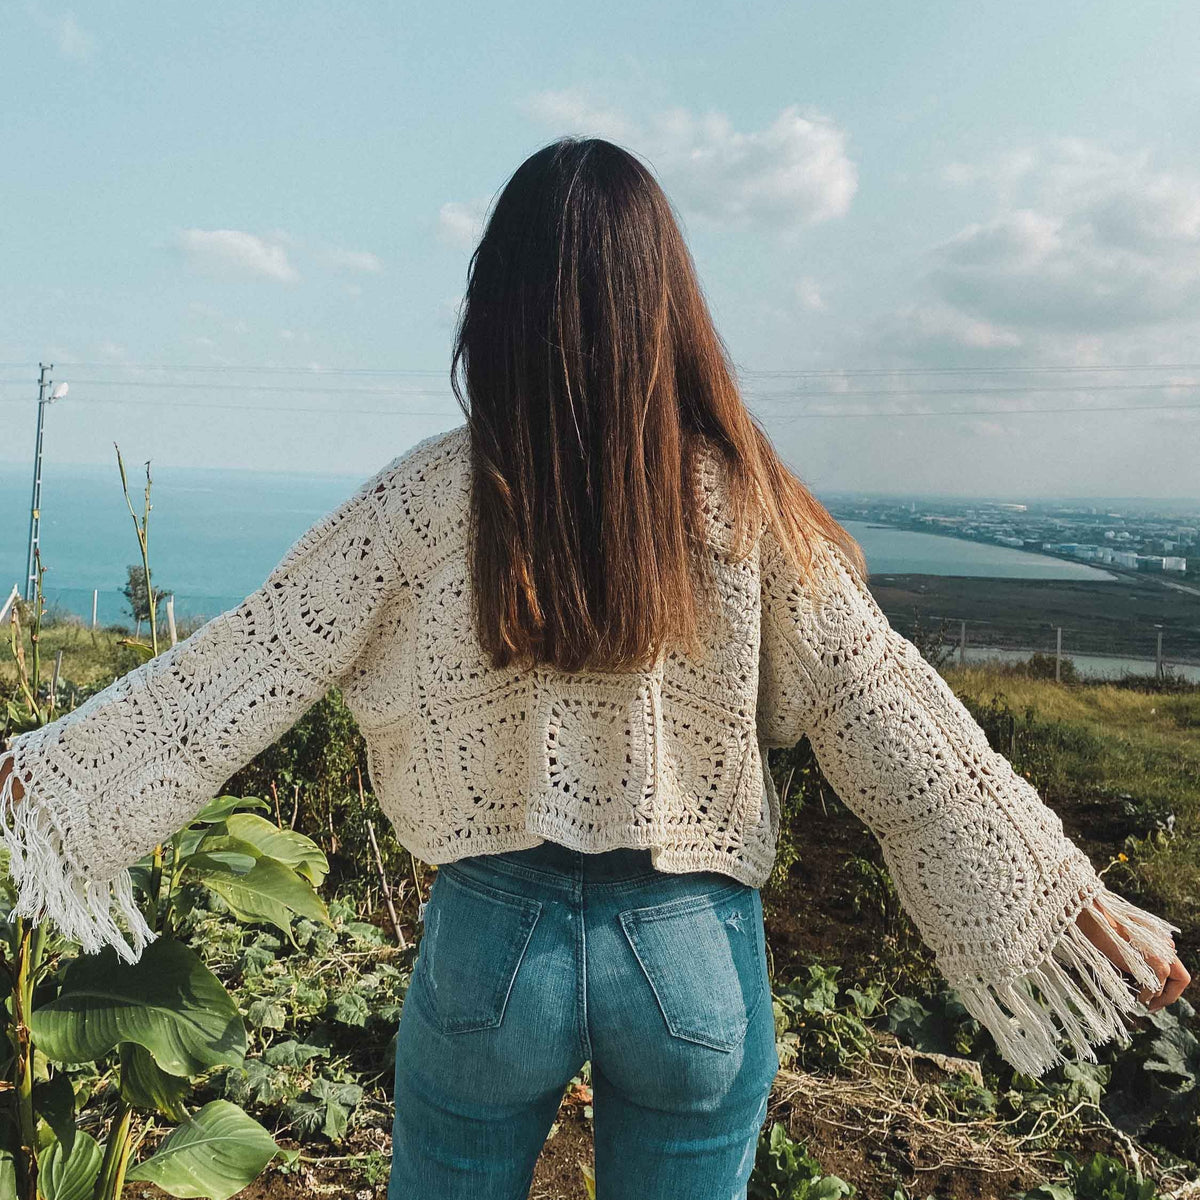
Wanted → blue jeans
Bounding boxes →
[388,840,780,1200]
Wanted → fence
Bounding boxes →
[882,608,1200,682]
[16,584,1200,683]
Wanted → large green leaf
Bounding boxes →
[30,938,245,1075]
[125,1100,279,1200]
[0,1109,19,1200]
[121,1041,191,1121]
[222,813,329,886]
[187,848,259,875]
[191,795,271,824]
[33,1071,78,1157]
[199,856,330,935]
[38,1127,104,1200]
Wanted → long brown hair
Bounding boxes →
[450,136,866,674]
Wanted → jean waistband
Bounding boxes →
[445,838,727,891]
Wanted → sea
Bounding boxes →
[2,460,1191,681]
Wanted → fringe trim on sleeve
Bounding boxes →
[0,752,157,964]
[953,886,1181,1078]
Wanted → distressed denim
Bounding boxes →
[388,839,780,1200]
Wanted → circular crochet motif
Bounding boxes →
[417,565,494,698]
[659,689,744,824]
[884,805,1035,943]
[442,690,531,827]
[534,681,654,822]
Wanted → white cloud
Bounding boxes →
[795,277,825,312]
[866,302,1024,362]
[438,200,489,250]
[323,247,384,274]
[93,339,129,362]
[927,139,1200,333]
[518,91,857,233]
[176,229,299,283]
[57,13,94,60]
[520,92,634,142]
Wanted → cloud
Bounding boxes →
[862,302,1024,365]
[518,91,857,233]
[323,247,384,274]
[94,339,129,362]
[176,229,300,283]
[795,276,825,312]
[927,139,1200,333]
[57,13,94,60]
[438,200,490,250]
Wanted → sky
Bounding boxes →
[2,1,1199,500]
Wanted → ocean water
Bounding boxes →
[0,460,363,627]
[0,462,1115,630]
[842,520,1115,580]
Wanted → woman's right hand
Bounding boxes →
[0,752,24,805]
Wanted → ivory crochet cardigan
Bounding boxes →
[0,423,1179,1076]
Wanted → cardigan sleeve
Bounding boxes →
[757,525,1180,1077]
[0,458,406,964]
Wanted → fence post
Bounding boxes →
[0,585,18,626]
[1156,626,1164,681]
[959,620,967,667]
[166,594,178,647]
[91,588,98,629]
[50,648,63,712]
[1055,626,1062,683]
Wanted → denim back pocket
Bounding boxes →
[619,882,766,1052]
[411,865,542,1035]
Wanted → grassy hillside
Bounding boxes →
[945,663,1200,961]
[3,623,1199,1198]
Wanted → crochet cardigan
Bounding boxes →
[0,423,1178,1077]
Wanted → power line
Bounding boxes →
[2,378,1200,403]
[761,400,1200,421]
[737,363,1200,378]
[0,393,1193,420]
[0,378,458,397]
[5,358,1200,377]
[746,381,1200,403]
[47,361,450,376]
[0,397,454,417]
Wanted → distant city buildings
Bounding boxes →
[1040,542,1186,571]
[825,494,1196,580]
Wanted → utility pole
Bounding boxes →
[24,364,52,602]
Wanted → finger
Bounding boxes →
[1076,907,1136,973]
[1149,960,1191,1012]
[0,758,23,804]
[1135,954,1171,1007]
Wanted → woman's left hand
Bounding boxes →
[1075,902,1190,1013]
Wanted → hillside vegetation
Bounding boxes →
[3,618,1199,1199]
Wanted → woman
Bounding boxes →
[0,137,1189,1200]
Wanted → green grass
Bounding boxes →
[0,618,142,694]
[945,664,1200,951]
